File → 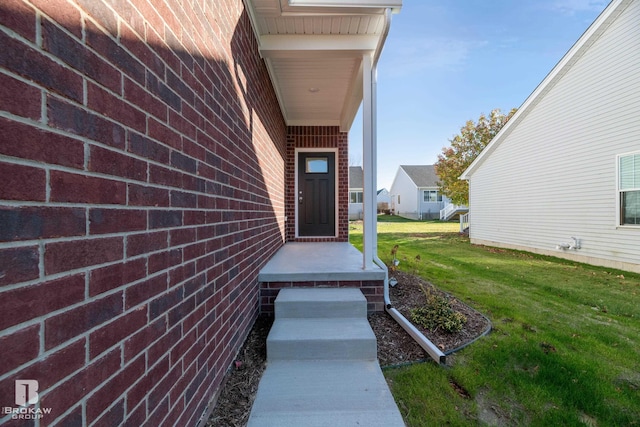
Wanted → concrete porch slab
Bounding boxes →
[258,242,385,282]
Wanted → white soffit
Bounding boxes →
[288,0,401,6]
[245,0,400,130]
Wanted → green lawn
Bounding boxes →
[351,216,640,426]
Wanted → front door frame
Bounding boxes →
[295,147,339,239]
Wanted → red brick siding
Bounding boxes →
[285,126,350,242]
[0,1,288,426]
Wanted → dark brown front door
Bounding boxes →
[298,152,336,236]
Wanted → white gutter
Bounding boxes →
[373,258,446,364]
[364,8,446,364]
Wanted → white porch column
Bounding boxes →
[362,53,376,270]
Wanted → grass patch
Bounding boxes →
[351,217,640,426]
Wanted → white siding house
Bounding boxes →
[349,167,391,219]
[349,166,364,220]
[377,188,391,212]
[390,165,449,219]
[461,0,640,273]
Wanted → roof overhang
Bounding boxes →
[285,0,401,12]
[244,0,401,131]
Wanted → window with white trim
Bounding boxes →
[349,191,363,203]
[423,190,442,203]
[619,153,640,225]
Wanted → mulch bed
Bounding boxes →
[206,271,491,426]
[381,270,492,363]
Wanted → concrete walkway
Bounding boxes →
[247,288,405,427]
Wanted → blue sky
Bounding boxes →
[349,0,609,189]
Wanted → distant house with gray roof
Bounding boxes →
[390,165,450,220]
[349,167,391,219]
[349,166,364,220]
[377,188,391,212]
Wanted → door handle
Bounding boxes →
[299,196,303,204]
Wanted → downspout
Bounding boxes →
[368,9,446,364]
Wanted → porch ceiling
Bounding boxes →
[244,0,402,131]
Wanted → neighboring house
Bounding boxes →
[461,0,640,274]
[0,0,400,425]
[348,168,391,218]
[349,166,364,220]
[377,188,391,212]
[390,165,450,220]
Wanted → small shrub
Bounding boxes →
[410,285,467,333]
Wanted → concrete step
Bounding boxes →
[247,360,405,427]
[275,288,367,319]
[267,317,377,361]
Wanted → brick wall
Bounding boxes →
[0,1,286,426]
[285,126,350,242]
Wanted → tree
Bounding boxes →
[434,108,517,206]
